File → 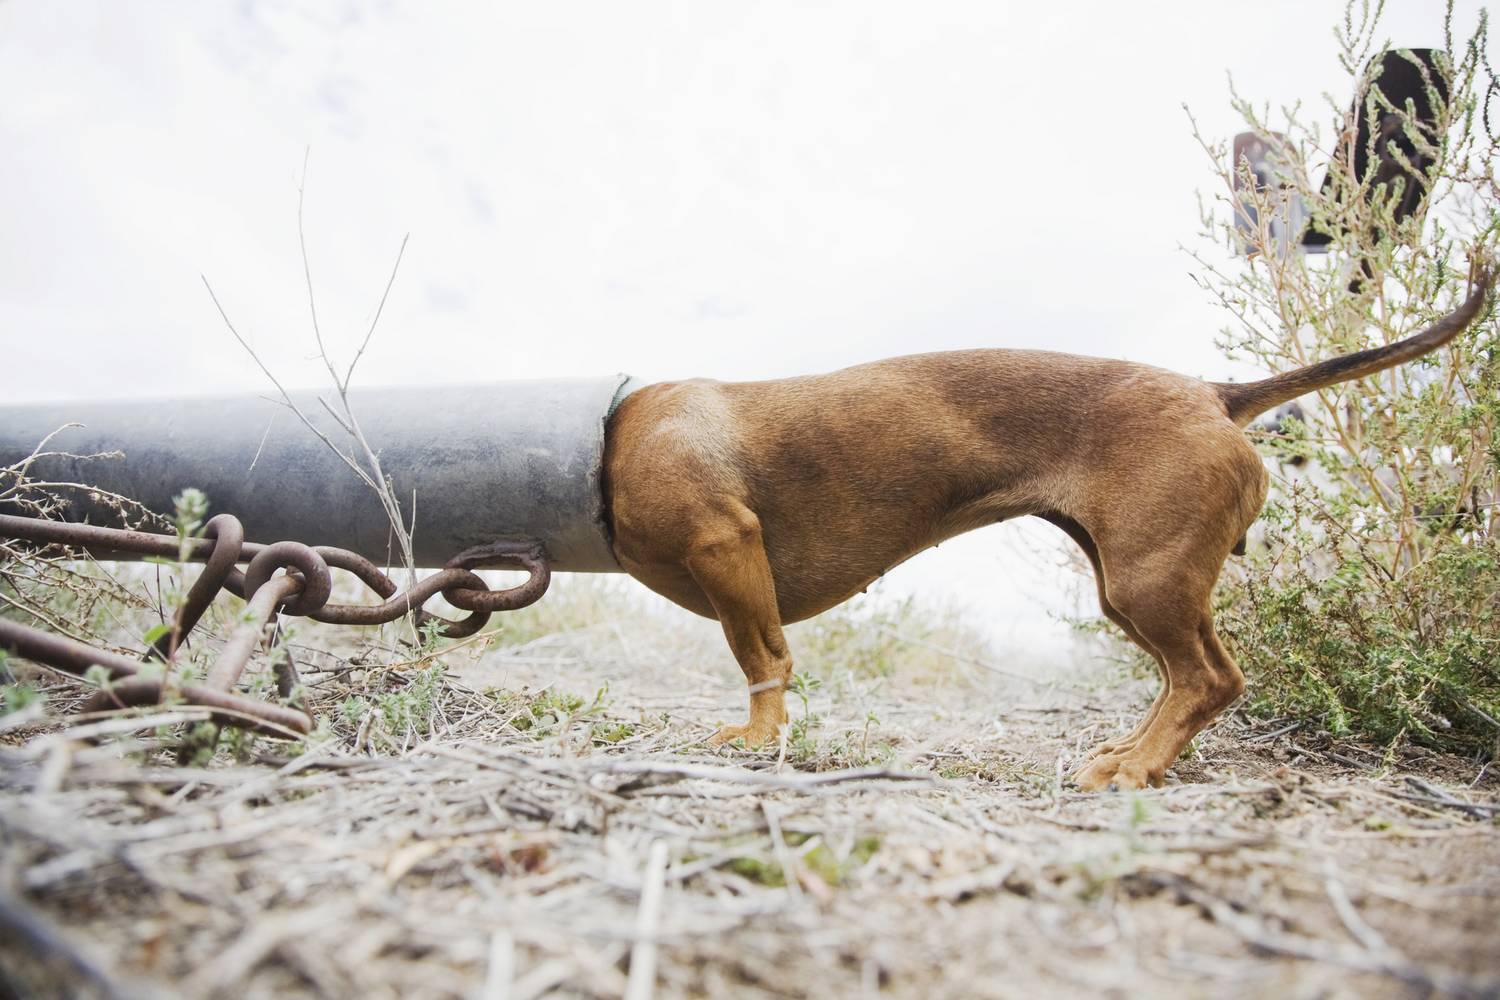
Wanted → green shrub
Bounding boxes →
[1188,2,1500,752]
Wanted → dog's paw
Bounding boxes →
[1073,754,1164,792]
[708,721,783,749]
[1089,738,1135,759]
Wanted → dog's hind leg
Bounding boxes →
[1071,429,1264,790]
[1039,513,1167,758]
[1073,552,1246,791]
[684,506,795,748]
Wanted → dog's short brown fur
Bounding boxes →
[603,267,1493,790]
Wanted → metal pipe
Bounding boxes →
[0,377,642,571]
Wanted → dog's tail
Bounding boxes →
[1213,262,1495,427]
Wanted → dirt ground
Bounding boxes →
[2,587,1498,1000]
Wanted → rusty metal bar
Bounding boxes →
[0,617,311,737]
[149,513,244,661]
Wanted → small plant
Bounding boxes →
[788,672,821,718]
[797,837,880,887]
[782,673,828,763]
[376,665,446,738]
[219,720,259,762]
[722,832,882,889]
[340,695,367,726]
[178,722,222,766]
[412,617,447,657]
[493,685,608,739]
[1069,796,1153,901]
[172,488,209,562]
[82,663,113,692]
[1,679,43,716]
[724,855,785,887]
[592,721,636,744]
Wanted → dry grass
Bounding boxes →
[2,576,1499,999]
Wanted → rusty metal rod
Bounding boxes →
[0,617,311,737]
[205,573,303,691]
[148,513,244,661]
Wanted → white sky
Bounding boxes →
[0,0,1477,657]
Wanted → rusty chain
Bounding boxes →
[0,512,550,739]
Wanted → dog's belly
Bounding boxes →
[614,556,720,620]
[765,549,931,623]
[759,503,1029,623]
[618,547,897,625]
[618,502,1024,626]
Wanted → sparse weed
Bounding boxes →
[592,721,636,744]
[1068,795,1153,901]
[488,685,609,740]
[722,831,882,889]
[1,679,42,715]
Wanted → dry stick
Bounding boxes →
[924,860,1017,902]
[203,272,421,635]
[20,710,213,750]
[1403,775,1500,818]
[1248,721,1301,743]
[0,586,104,646]
[343,229,409,392]
[1323,858,1391,954]
[0,422,88,491]
[297,165,417,580]
[761,801,804,905]
[201,279,383,500]
[34,741,73,795]
[294,154,416,579]
[0,889,158,1000]
[182,900,357,998]
[1145,871,1485,998]
[624,840,670,1000]
[0,798,121,871]
[0,700,46,733]
[510,959,576,1000]
[509,755,935,791]
[297,147,342,396]
[481,930,515,1000]
[202,183,415,579]
[246,409,277,475]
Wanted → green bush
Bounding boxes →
[1187,3,1500,752]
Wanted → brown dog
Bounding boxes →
[602,267,1493,791]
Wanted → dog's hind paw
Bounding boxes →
[1089,738,1137,758]
[1073,754,1164,792]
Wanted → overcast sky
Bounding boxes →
[0,0,1478,655]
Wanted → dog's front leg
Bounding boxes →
[684,511,793,748]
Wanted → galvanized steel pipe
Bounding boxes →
[0,377,643,571]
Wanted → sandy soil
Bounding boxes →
[2,600,1498,1000]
